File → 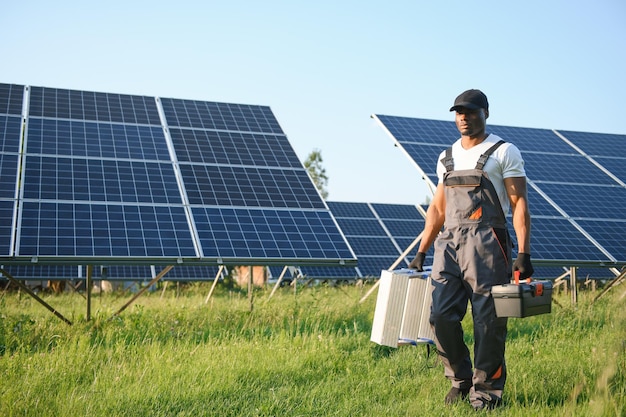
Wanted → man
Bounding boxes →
[409,89,533,410]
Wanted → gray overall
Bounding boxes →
[430,140,512,402]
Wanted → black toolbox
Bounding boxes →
[492,279,552,318]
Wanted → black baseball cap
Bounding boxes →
[450,89,489,112]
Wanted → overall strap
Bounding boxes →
[440,147,455,172]
[475,140,506,170]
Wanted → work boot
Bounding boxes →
[471,393,502,410]
[444,386,470,405]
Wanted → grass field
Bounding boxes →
[1,280,624,416]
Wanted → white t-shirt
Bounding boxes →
[436,134,526,215]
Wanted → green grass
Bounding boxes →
[0,282,624,416]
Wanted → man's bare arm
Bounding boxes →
[504,176,531,255]
[418,183,446,253]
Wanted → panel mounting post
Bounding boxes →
[86,265,93,321]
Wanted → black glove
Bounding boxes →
[513,253,534,279]
[409,252,426,271]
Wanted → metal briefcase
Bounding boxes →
[370,268,434,347]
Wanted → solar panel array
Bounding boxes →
[373,115,626,267]
[0,83,356,269]
[0,263,225,283]
[298,202,434,278]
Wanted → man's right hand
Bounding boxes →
[409,252,426,271]
[513,253,534,279]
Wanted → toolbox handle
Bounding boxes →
[514,270,531,285]
[514,271,544,296]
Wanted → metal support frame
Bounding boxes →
[570,266,578,305]
[111,265,174,317]
[267,266,290,301]
[0,268,73,325]
[86,265,93,320]
[204,265,225,304]
[0,264,235,323]
[248,265,254,312]
[593,267,626,303]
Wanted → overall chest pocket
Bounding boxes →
[444,172,484,220]
[444,174,482,188]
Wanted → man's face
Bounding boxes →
[454,107,488,137]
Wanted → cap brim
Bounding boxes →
[449,103,482,112]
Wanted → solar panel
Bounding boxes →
[0,83,24,115]
[100,265,224,282]
[0,152,19,198]
[574,266,622,280]
[531,265,619,281]
[298,202,431,278]
[0,83,356,268]
[326,202,391,277]
[532,266,570,279]
[160,98,283,133]
[0,264,227,283]
[373,114,626,266]
[523,153,616,185]
[556,130,626,185]
[101,265,153,280]
[370,202,435,268]
[489,125,574,154]
[0,116,22,153]
[334,218,389,237]
[159,265,225,281]
[191,207,352,261]
[26,118,169,159]
[518,217,610,262]
[0,265,80,280]
[296,265,361,279]
[557,130,626,158]
[13,85,196,261]
[375,115,451,186]
[22,156,181,203]
[325,201,376,218]
[28,86,161,125]
[369,202,424,219]
[0,200,14,256]
[17,202,195,257]
[536,183,626,220]
[591,157,626,183]
[160,96,354,265]
[375,115,457,145]
[526,186,563,217]
[574,219,626,262]
[179,164,324,208]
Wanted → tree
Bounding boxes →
[304,148,329,200]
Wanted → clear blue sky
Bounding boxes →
[2,1,624,205]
